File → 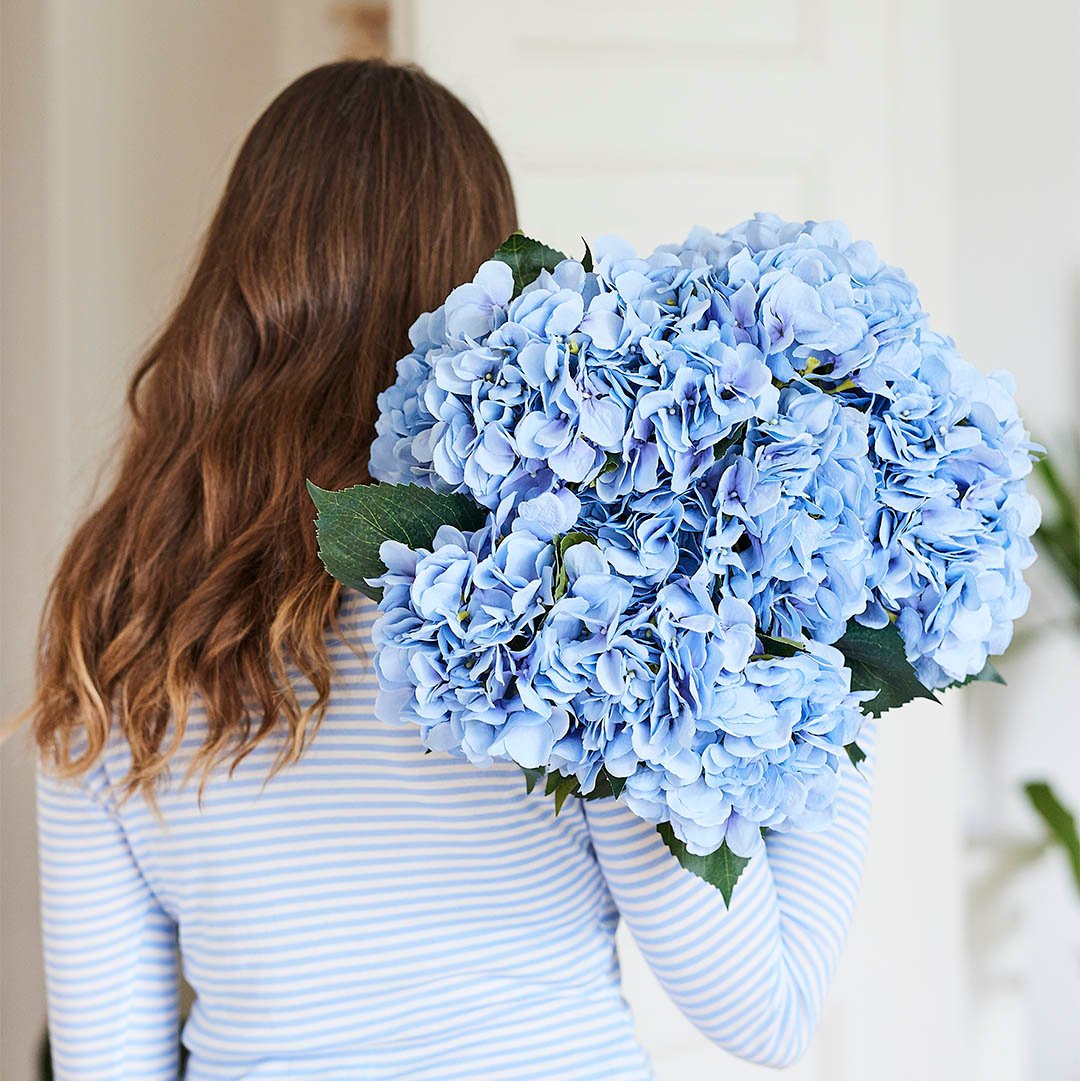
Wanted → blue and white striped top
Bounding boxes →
[36,585,876,1080]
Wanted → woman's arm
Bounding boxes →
[36,760,180,1081]
[583,719,877,1068]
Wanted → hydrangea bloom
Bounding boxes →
[367,215,1039,858]
[858,331,1040,685]
[622,641,866,857]
[373,512,567,770]
[703,385,876,644]
[663,215,1040,684]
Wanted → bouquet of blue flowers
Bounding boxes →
[308,214,1040,901]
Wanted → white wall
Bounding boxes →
[401,3,968,1078]
[1,2,53,1075]
[951,2,1080,1079]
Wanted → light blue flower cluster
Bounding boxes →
[668,215,926,393]
[373,496,867,858]
[369,214,1039,855]
[702,386,877,645]
[373,510,568,771]
[858,332,1040,685]
[664,214,1040,685]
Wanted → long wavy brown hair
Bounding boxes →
[26,59,517,799]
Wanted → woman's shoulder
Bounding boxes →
[332,583,377,626]
[330,584,380,656]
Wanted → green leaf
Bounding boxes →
[543,772,561,797]
[493,232,567,297]
[835,619,938,718]
[599,452,621,476]
[306,481,485,601]
[521,767,545,795]
[581,238,594,273]
[1032,448,1080,606]
[582,768,627,801]
[604,770,626,800]
[945,658,1006,689]
[541,769,585,813]
[553,531,596,601]
[656,823,751,907]
[846,742,867,768]
[757,633,808,659]
[544,772,579,815]
[1024,781,1080,896]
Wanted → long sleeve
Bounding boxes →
[36,760,180,1081]
[584,719,877,1069]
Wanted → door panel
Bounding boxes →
[402,4,961,1077]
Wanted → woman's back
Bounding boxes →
[38,586,877,1080]
[38,588,651,1080]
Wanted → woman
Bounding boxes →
[30,60,876,1081]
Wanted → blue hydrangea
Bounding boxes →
[375,517,868,857]
[368,308,451,491]
[369,240,774,511]
[624,641,868,857]
[703,384,877,644]
[667,213,926,391]
[372,510,568,770]
[368,216,1039,856]
[856,331,1040,685]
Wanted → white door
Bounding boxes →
[400,3,963,1078]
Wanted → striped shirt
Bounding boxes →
[36,585,876,1080]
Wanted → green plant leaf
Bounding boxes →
[835,619,938,717]
[1024,781,1080,896]
[757,633,808,659]
[493,232,567,296]
[582,768,627,801]
[945,658,1006,689]
[541,769,585,813]
[306,481,485,601]
[1032,447,1080,606]
[846,742,867,769]
[553,531,596,601]
[581,238,594,273]
[1034,452,1078,541]
[543,772,580,815]
[543,772,560,797]
[656,823,752,907]
[521,767,545,795]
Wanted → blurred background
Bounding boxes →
[1,2,1077,1079]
